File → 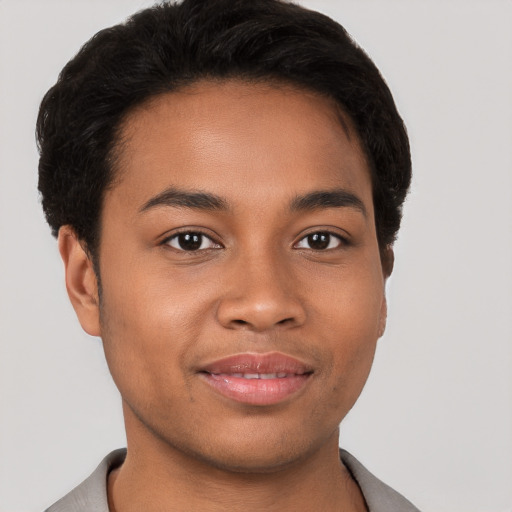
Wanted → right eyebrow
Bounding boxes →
[139,187,229,213]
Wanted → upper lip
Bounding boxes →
[200,352,313,375]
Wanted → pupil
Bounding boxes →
[179,233,202,251]
[308,232,330,250]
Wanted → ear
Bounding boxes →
[378,245,394,338]
[380,245,395,279]
[58,226,101,337]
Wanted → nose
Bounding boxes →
[216,253,306,332]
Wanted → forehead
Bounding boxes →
[111,80,372,213]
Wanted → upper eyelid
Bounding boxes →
[295,232,345,246]
[294,228,350,243]
[159,227,349,248]
[162,231,223,254]
[160,227,222,245]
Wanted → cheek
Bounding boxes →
[307,258,385,340]
[100,256,211,333]
[97,263,210,402]
[307,263,384,404]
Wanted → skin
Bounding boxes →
[59,80,392,511]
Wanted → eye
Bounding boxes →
[165,232,220,252]
[295,231,345,251]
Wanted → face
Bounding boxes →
[67,81,389,472]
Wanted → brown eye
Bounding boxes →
[296,231,343,250]
[166,232,219,251]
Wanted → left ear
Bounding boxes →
[378,245,394,338]
[380,245,394,279]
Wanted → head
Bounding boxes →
[37,0,411,472]
[37,0,410,264]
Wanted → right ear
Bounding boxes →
[58,226,101,337]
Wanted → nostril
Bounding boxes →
[228,317,296,330]
[217,297,306,332]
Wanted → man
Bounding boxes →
[38,0,416,510]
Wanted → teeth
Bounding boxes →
[217,372,292,379]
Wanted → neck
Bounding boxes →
[108,405,367,512]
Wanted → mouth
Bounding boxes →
[199,352,313,406]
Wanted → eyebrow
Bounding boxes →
[290,189,367,217]
[139,187,229,213]
[139,186,366,217]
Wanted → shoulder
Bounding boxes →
[340,449,421,512]
[44,449,126,512]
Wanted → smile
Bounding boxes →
[215,372,297,379]
[199,352,313,406]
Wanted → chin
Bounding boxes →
[188,445,310,474]
[167,423,330,475]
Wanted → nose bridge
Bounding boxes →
[216,244,305,331]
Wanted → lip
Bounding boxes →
[199,352,313,406]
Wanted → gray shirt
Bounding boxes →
[45,448,420,511]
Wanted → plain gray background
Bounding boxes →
[1,1,511,511]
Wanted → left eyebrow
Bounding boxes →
[290,189,367,217]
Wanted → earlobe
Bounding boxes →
[378,298,388,338]
[58,226,101,337]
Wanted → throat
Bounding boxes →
[106,448,367,512]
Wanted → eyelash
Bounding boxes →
[161,229,348,253]
[162,230,222,252]
[295,231,348,251]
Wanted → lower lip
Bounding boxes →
[200,373,311,406]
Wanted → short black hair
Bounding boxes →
[37,0,411,259]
